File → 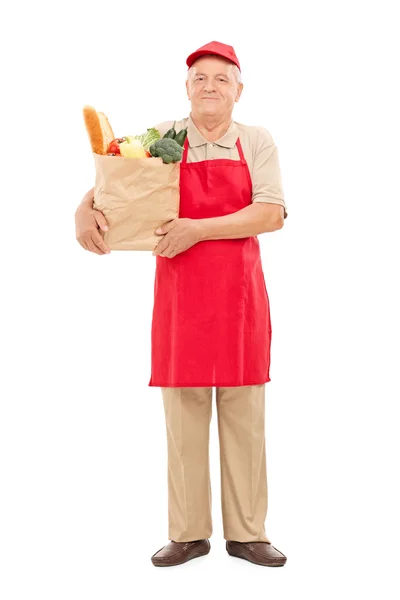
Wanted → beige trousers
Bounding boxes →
[161,385,270,543]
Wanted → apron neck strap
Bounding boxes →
[182,136,190,163]
[236,137,245,161]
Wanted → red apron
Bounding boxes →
[148,135,272,387]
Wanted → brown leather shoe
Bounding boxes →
[151,539,211,567]
[226,541,287,567]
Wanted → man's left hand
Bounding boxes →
[152,218,204,258]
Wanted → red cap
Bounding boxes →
[186,41,241,72]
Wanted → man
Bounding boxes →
[75,41,288,568]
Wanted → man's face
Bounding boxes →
[186,56,243,117]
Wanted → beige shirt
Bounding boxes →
[154,113,288,219]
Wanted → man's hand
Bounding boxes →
[152,218,204,258]
[75,203,111,255]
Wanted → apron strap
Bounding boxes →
[236,137,246,162]
[182,137,189,163]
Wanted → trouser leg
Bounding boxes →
[161,386,213,542]
[216,384,271,543]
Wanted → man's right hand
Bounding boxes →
[75,189,111,255]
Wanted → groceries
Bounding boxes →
[83,106,115,155]
[107,138,125,155]
[83,106,181,251]
[149,138,185,164]
[83,106,185,164]
[119,139,149,158]
[161,120,188,146]
[131,128,161,151]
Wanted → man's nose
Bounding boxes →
[203,81,216,92]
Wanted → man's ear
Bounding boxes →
[186,80,191,100]
[235,83,244,102]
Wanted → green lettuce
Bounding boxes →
[127,128,161,151]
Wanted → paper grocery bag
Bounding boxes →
[92,153,180,251]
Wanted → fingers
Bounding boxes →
[91,229,110,254]
[86,238,104,255]
[155,218,179,235]
[76,230,110,255]
[76,205,111,255]
[93,209,109,232]
[152,239,168,256]
[153,240,174,257]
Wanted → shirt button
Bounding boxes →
[209,143,213,148]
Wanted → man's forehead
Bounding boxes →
[191,56,233,75]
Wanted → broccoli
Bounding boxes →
[149,138,183,164]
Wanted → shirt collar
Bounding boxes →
[187,112,239,149]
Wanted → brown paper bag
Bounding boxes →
[92,153,180,251]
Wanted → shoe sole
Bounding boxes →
[226,543,286,567]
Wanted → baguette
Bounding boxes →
[83,105,115,155]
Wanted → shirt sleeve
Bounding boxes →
[251,127,288,219]
[153,122,173,138]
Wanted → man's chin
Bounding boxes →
[198,104,218,115]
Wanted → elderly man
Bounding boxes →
[75,41,288,568]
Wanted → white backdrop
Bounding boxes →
[1,0,400,598]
